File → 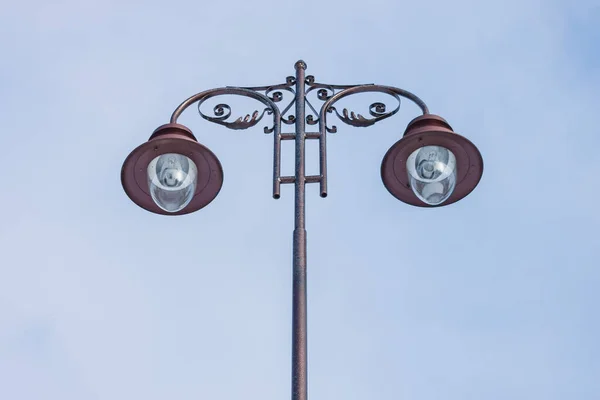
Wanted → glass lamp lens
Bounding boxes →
[406,145,457,205]
[147,153,198,212]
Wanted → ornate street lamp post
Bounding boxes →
[121,60,483,400]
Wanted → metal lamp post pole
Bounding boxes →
[292,60,308,400]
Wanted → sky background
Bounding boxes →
[1,0,599,399]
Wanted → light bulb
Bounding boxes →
[147,153,198,212]
[406,145,457,205]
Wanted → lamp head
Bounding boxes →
[121,123,223,215]
[381,114,483,207]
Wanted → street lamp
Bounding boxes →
[121,60,483,399]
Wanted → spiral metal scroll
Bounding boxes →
[327,95,401,132]
[242,76,298,129]
[318,85,429,134]
[198,101,273,131]
[304,75,365,126]
[170,87,282,135]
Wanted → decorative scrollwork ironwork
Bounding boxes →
[265,86,294,103]
[328,98,400,129]
[270,91,283,102]
[304,85,334,125]
[303,77,371,126]
[242,79,297,130]
[166,65,430,205]
[282,115,296,124]
[317,89,332,101]
[317,86,403,133]
[172,75,426,136]
[198,101,273,130]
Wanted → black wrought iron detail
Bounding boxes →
[317,89,332,101]
[325,107,338,133]
[304,78,371,127]
[184,76,419,135]
[238,79,297,131]
[266,86,295,103]
[198,101,273,131]
[320,88,402,133]
[282,115,296,124]
[329,98,400,128]
[270,91,283,102]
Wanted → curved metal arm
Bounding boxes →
[318,84,429,133]
[315,84,429,196]
[170,87,282,133]
[168,86,284,198]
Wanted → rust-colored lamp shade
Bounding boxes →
[121,123,223,215]
[381,114,483,207]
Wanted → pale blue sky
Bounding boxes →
[1,0,599,399]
